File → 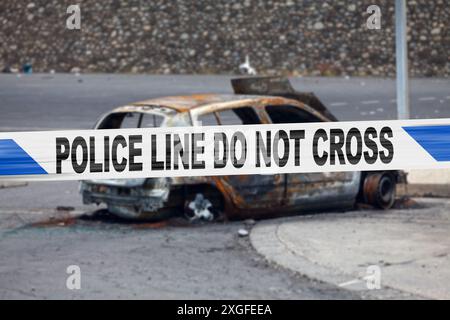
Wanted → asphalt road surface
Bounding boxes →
[0,209,414,299]
[0,74,449,131]
[0,74,446,299]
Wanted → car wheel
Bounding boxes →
[184,193,218,221]
[363,172,396,209]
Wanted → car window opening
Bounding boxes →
[97,112,163,129]
[199,106,261,126]
[265,105,320,124]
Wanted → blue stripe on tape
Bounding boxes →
[0,139,48,175]
[403,125,450,162]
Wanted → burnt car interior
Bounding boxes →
[265,105,321,123]
[231,76,338,121]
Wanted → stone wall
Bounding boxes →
[0,0,449,76]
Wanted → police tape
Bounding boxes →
[1,119,450,181]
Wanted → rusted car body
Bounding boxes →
[80,77,400,220]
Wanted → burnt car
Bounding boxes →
[80,77,402,220]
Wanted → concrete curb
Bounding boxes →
[250,199,450,299]
[250,217,356,288]
[407,169,450,184]
[398,184,450,198]
[400,169,450,198]
[0,182,28,189]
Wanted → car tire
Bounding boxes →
[363,172,396,209]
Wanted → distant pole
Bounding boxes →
[395,0,410,119]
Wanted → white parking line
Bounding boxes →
[330,102,348,107]
[419,97,436,101]
[361,100,380,105]
[338,279,362,287]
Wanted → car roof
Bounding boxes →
[108,93,330,122]
[128,94,272,112]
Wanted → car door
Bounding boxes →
[196,104,285,210]
[263,103,361,211]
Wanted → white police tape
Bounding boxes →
[1,118,450,181]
